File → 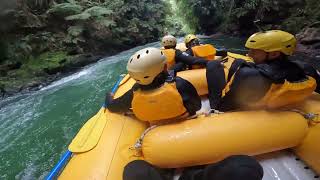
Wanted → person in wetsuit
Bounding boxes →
[123,155,263,180]
[161,35,208,73]
[206,30,316,112]
[105,47,201,122]
[184,34,228,69]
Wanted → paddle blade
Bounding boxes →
[69,108,107,153]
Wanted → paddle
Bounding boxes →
[68,74,125,153]
[46,75,126,180]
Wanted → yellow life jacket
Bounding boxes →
[191,44,216,60]
[131,82,187,122]
[250,76,316,109]
[226,52,253,62]
[191,44,217,69]
[161,49,176,70]
[220,54,316,108]
[221,53,253,96]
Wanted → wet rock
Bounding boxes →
[296,27,320,57]
[297,28,320,45]
[43,66,63,75]
[0,62,22,72]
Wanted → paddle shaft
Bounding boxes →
[46,75,125,180]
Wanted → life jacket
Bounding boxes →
[220,54,316,109]
[161,49,176,70]
[191,44,216,60]
[131,82,187,122]
[221,53,254,96]
[191,44,217,69]
[250,76,316,109]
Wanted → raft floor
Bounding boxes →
[259,150,318,180]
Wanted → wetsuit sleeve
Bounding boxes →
[292,60,320,93]
[175,77,201,115]
[105,88,134,112]
[175,49,208,66]
[216,50,228,57]
[186,48,193,56]
[169,61,186,73]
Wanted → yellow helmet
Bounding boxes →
[161,35,177,47]
[245,30,297,55]
[184,34,198,45]
[127,47,166,85]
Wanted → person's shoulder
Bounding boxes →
[175,49,183,55]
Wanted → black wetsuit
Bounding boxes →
[105,72,201,116]
[169,49,208,73]
[206,57,308,111]
[123,155,263,180]
[291,60,320,93]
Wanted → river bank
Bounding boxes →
[0,52,104,99]
[0,0,173,100]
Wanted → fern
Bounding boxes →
[65,6,113,20]
[67,26,84,37]
[84,6,113,17]
[65,12,91,20]
[47,3,83,17]
[97,19,116,27]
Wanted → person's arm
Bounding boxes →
[175,77,202,116]
[216,50,228,57]
[186,48,193,56]
[292,60,320,93]
[169,62,186,73]
[220,66,273,111]
[175,50,208,66]
[105,87,135,112]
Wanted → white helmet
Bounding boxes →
[127,47,166,85]
[161,35,177,48]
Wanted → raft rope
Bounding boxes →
[287,109,320,124]
[132,114,200,151]
[132,110,224,151]
[133,125,158,151]
[207,109,224,115]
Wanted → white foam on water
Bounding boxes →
[40,69,90,91]
[0,97,44,153]
[15,162,38,180]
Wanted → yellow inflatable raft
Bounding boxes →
[57,69,320,180]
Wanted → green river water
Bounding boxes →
[0,36,246,179]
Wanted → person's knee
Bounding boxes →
[123,160,163,180]
[203,155,263,180]
[206,61,222,71]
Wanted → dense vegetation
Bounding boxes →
[0,0,319,97]
[175,0,320,35]
[0,0,173,96]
